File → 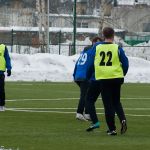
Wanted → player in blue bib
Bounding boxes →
[73,37,103,121]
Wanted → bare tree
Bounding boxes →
[98,0,114,36]
[98,0,105,36]
[36,0,48,53]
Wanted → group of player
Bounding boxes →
[0,26,129,135]
[73,27,129,135]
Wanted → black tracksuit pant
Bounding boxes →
[101,78,126,131]
[76,81,89,114]
[86,80,102,124]
[0,74,5,106]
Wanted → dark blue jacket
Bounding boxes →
[73,45,95,81]
[89,42,129,81]
[0,46,12,75]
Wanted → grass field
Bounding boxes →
[0,82,150,150]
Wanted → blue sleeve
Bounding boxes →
[73,62,77,79]
[4,47,12,70]
[119,47,129,76]
[86,45,96,80]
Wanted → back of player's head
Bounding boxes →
[92,37,103,45]
[102,27,115,39]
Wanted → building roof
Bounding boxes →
[76,0,87,3]
[0,26,125,33]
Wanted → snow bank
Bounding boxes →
[8,53,74,82]
[125,57,150,83]
[5,53,150,83]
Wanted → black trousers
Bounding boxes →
[101,78,126,131]
[86,80,102,124]
[76,81,89,114]
[0,74,5,106]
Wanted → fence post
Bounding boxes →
[69,44,71,56]
[58,30,61,55]
[11,29,13,53]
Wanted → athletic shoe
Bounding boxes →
[0,106,5,111]
[86,121,100,132]
[121,120,127,134]
[107,130,117,136]
[84,114,91,121]
[76,113,88,121]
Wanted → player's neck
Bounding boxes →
[105,38,114,43]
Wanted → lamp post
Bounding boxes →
[73,0,77,55]
[47,0,50,53]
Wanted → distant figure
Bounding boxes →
[0,44,12,111]
[73,37,103,121]
[86,27,129,136]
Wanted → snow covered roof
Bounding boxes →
[49,13,100,18]
[118,0,150,5]
[77,0,86,2]
[0,26,125,33]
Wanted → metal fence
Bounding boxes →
[0,29,89,55]
[5,44,150,60]
[6,44,86,56]
[0,29,150,60]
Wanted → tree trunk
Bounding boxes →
[36,0,47,53]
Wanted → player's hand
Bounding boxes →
[7,70,11,76]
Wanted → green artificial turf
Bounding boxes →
[0,82,149,150]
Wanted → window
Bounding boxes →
[143,23,150,32]
[77,22,88,28]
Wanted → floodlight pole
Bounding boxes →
[73,0,77,55]
[47,0,50,53]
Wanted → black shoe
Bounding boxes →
[121,120,127,134]
[107,130,117,136]
[86,122,100,132]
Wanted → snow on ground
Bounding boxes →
[125,57,150,83]
[8,53,74,82]
[118,0,150,5]
[5,53,150,83]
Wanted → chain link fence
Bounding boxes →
[0,28,150,60]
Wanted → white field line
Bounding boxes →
[6,107,150,110]
[6,108,150,117]
[6,97,150,102]
[6,98,79,101]
[17,83,33,86]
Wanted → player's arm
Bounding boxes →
[119,47,129,76]
[86,46,96,80]
[73,52,82,79]
[4,46,12,76]
[73,62,77,79]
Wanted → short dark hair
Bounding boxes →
[92,36,103,44]
[102,27,115,39]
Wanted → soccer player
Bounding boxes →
[73,37,103,121]
[86,27,129,135]
[0,44,12,111]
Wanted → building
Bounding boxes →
[0,0,150,44]
[76,0,87,15]
[49,14,99,28]
[111,4,150,32]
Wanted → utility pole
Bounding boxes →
[73,0,77,55]
[47,0,50,53]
